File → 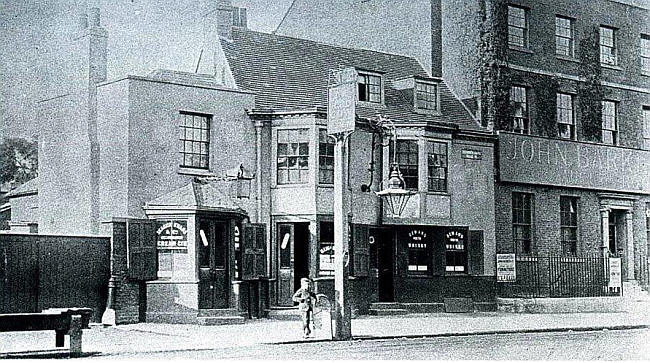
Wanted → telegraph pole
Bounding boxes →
[332,132,352,340]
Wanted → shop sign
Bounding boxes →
[498,132,650,193]
[327,67,357,135]
[496,254,516,282]
[156,220,188,249]
[319,245,335,272]
[608,257,622,289]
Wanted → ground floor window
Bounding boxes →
[560,196,578,256]
[319,221,334,276]
[512,192,533,254]
[445,230,467,273]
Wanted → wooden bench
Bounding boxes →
[0,308,93,357]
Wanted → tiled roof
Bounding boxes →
[221,28,483,131]
[147,69,228,89]
[6,177,38,198]
[145,181,246,213]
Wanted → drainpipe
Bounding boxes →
[254,119,263,223]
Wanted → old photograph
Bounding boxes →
[1,0,649,359]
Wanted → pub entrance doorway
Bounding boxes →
[198,219,230,309]
[277,222,310,306]
[373,228,394,302]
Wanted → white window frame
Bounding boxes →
[641,34,650,75]
[600,26,618,66]
[601,100,618,145]
[508,5,528,48]
[555,16,574,58]
[276,128,310,185]
[557,93,575,140]
[414,80,440,113]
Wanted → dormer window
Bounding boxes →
[415,81,439,111]
[358,72,382,103]
[232,6,247,28]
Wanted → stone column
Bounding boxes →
[600,208,610,258]
[625,211,635,280]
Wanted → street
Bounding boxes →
[104,328,650,360]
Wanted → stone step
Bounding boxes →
[197,316,246,325]
[369,302,405,310]
[401,303,445,313]
[368,308,409,316]
[198,308,245,318]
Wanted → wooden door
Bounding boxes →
[377,231,394,302]
[277,223,294,306]
[198,219,229,309]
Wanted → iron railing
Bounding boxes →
[497,254,622,298]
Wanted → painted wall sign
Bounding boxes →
[498,132,650,193]
[608,257,622,289]
[496,254,516,282]
[156,220,188,249]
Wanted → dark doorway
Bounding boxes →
[277,222,310,306]
[376,229,394,302]
[609,211,624,255]
[198,219,230,309]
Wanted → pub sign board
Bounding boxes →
[156,220,188,250]
[498,132,650,193]
[327,67,357,135]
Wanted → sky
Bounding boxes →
[0,0,294,140]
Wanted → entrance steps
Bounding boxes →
[197,309,246,325]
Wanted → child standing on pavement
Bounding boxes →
[292,277,318,339]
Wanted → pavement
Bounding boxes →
[2,309,650,358]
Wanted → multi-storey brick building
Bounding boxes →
[277,0,650,289]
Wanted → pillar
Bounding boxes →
[600,208,610,257]
[333,134,352,340]
[625,211,635,280]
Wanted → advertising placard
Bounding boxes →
[156,220,188,250]
[608,257,622,289]
[496,253,516,282]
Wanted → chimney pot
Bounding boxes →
[89,7,100,27]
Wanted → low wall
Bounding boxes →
[497,297,627,313]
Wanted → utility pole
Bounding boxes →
[332,132,352,340]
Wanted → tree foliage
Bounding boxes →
[0,137,38,185]
[577,26,605,142]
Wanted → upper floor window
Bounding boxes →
[318,129,334,184]
[643,106,650,150]
[557,93,575,140]
[555,16,574,57]
[358,73,382,103]
[600,26,617,66]
[508,5,528,48]
[415,82,438,111]
[641,34,650,75]
[560,196,578,256]
[601,100,618,145]
[512,192,533,255]
[427,141,448,192]
[232,6,247,27]
[277,129,309,184]
[510,86,530,134]
[180,112,210,169]
[391,140,419,190]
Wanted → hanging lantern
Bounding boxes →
[226,164,255,199]
[375,163,415,216]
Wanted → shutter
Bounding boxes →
[352,225,369,277]
[127,219,157,280]
[468,230,484,275]
[242,223,267,280]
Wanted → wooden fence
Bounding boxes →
[0,234,110,322]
